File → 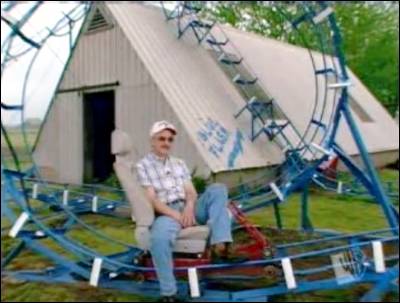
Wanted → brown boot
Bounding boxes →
[211,243,229,258]
[211,243,248,264]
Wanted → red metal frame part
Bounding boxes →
[228,201,271,253]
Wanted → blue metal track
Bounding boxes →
[1,2,399,302]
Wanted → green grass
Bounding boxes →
[249,190,390,233]
[1,280,153,302]
[1,169,399,302]
[1,129,38,171]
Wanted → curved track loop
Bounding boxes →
[1,2,398,302]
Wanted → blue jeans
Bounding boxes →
[150,183,233,296]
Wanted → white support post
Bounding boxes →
[270,182,285,202]
[233,74,241,83]
[248,96,257,104]
[337,181,343,194]
[35,230,45,237]
[92,196,98,213]
[9,212,30,238]
[188,268,201,298]
[311,143,332,156]
[282,258,297,289]
[328,81,352,89]
[90,257,103,287]
[312,7,334,24]
[372,241,386,273]
[63,190,69,206]
[32,184,39,199]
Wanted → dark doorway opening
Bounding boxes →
[83,90,115,183]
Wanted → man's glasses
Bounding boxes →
[157,136,175,143]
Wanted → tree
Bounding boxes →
[201,1,399,115]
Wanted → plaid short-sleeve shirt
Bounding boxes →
[136,152,192,204]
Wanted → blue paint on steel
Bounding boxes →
[1,2,399,302]
[197,118,230,159]
[315,68,336,75]
[228,129,244,169]
[207,37,229,46]
[0,103,24,111]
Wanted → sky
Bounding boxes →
[1,2,85,126]
[0,1,179,126]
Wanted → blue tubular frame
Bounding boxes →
[321,2,398,232]
[339,105,399,231]
[2,159,398,302]
[1,102,23,110]
[1,1,399,302]
[1,1,43,48]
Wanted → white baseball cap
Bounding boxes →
[150,120,177,138]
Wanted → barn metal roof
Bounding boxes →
[106,3,398,173]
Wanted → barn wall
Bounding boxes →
[34,16,210,183]
[34,92,83,183]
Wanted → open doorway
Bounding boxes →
[83,90,115,183]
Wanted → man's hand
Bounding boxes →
[144,187,184,223]
[170,210,182,224]
[180,204,196,228]
[143,183,198,228]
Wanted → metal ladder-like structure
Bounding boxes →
[1,2,399,302]
[160,2,311,156]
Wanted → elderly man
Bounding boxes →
[136,121,233,302]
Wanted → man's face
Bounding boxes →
[152,129,176,157]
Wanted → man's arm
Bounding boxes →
[143,186,182,223]
[181,181,198,228]
[184,181,198,208]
